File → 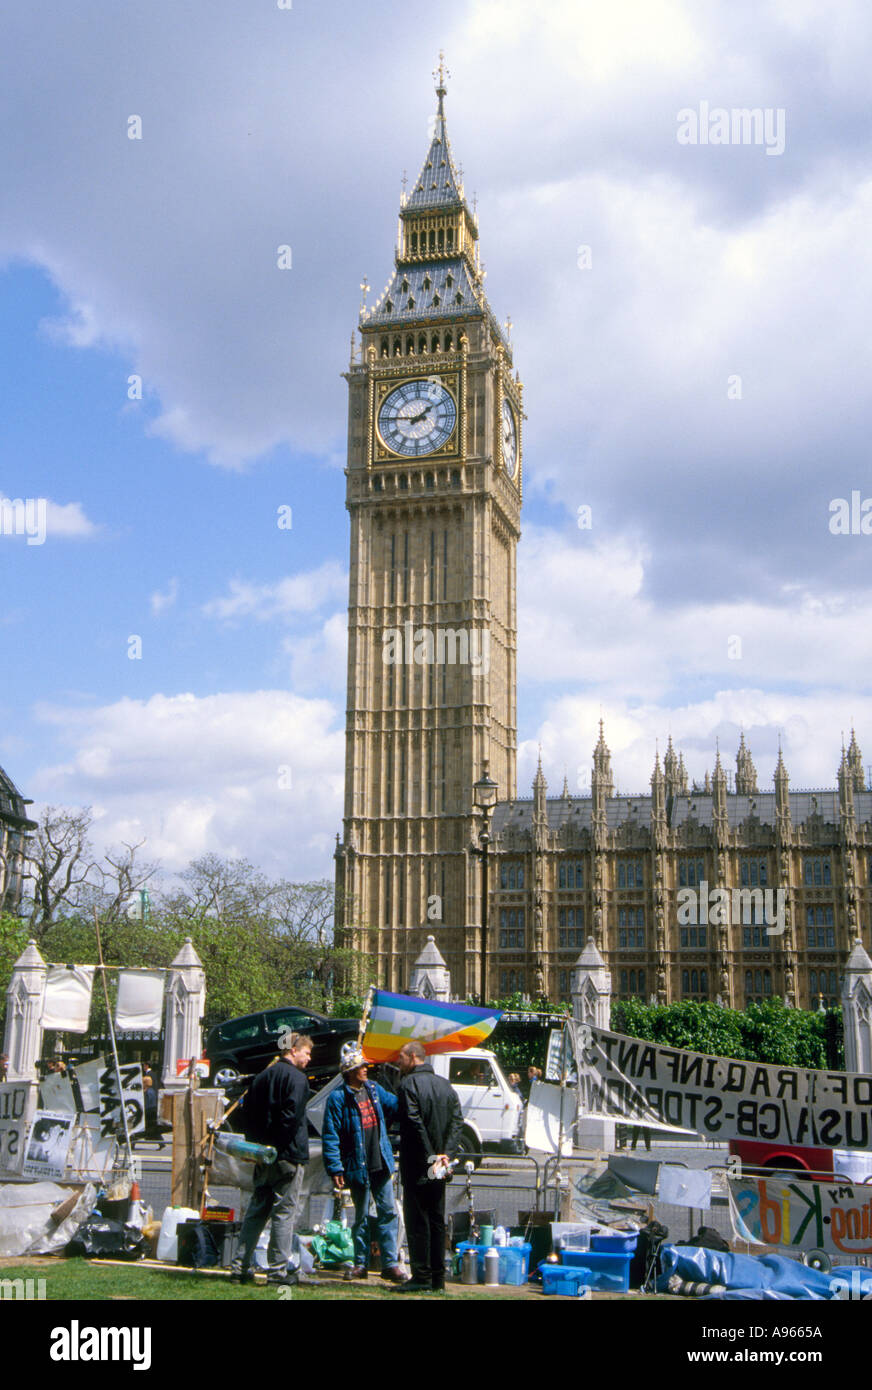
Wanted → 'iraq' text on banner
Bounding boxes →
[570,1022,872,1150]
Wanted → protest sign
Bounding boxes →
[22,1109,75,1179]
[729,1173,872,1256]
[571,1023,872,1149]
[0,1081,35,1173]
[97,1062,145,1139]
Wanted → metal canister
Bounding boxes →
[484,1246,500,1286]
[461,1248,479,1284]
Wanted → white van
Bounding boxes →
[307,1048,524,1158]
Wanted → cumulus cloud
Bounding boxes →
[31,690,345,879]
[202,561,347,622]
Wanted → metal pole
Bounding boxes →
[480,824,490,1005]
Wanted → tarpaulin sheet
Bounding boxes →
[607,1155,661,1195]
[41,965,94,1032]
[658,1244,836,1300]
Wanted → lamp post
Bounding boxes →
[471,762,498,1005]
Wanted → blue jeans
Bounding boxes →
[349,1169,398,1270]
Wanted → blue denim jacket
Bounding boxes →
[322,1079,398,1185]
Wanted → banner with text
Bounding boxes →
[570,1023,872,1150]
[729,1174,872,1256]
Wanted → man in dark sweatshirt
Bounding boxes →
[394,1040,464,1293]
[230,1031,315,1287]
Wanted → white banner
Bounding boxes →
[571,1023,872,1150]
[40,965,95,1032]
[115,969,164,1032]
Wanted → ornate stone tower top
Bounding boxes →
[735,731,758,795]
[774,741,791,837]
[712,748,729,840]
[847,728,865,791]
[592,720,613,796]
[651,750,666,837]
[838,744,857,841]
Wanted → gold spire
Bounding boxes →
[433,49,449,117]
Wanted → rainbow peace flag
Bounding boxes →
[361,990,502,1064]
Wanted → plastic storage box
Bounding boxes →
[561,1249,633,1292]
[456,1241,532,1284]
[538,1262,593,1296]
[591,1232,638,1255]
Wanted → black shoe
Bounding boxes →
[393,1280,437,1293]
[230,1269,256,1285]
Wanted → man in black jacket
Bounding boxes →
[230,1031,315,1287]
[394,1040,464,1293]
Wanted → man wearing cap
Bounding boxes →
[321,1043,408,1283]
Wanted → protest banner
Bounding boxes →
[0,1081,36,1174]
[97,1062,145,1139]
[729,1173,872,1256]
[571,1022,872,1149]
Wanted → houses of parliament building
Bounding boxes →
[333,67,871,1012]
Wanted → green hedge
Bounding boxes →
[610,998,843,1069]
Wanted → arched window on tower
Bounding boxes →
[444,331,453,350]
[406,336,414,354]
[431,333,440,352]
[418,334,427,353]
[447,227,454,251]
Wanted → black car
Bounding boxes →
[205,1004,360,1092]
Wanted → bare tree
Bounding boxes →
[22,806,97,934]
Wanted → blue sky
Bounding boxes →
[2,0,872,881]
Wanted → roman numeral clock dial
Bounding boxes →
[377,378,457,457]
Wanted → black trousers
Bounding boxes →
[401,1171,446,1288]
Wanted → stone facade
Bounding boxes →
[491,727,872,1010]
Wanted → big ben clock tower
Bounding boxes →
[335,61,523,998]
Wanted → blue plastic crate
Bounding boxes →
[561,1249,633,1292]
[456,1242,532,1285]
[538,1262,593,1296]
[591,1232,638,1255]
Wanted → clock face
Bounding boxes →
[502,399,518,477]
[378,379,457,457]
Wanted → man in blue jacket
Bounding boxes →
[322,1043,408,1282]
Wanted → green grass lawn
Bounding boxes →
[0,1258,558,1301]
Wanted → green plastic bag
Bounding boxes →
[311,1219,355,1267]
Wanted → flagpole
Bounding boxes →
[357,984,376,1049]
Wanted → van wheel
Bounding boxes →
[459,1127,483,1170]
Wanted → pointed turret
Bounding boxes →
[561,772,571,799]
[838,743,856,840]
[775,740,791,837]
[735,731,758,795]
[591,720,612,841]
[663,735,678,790]
[712,748,729,839]
[651,751,666,838]
[676,751,688,794]
[847,728,865,791]
[533,750,548,826]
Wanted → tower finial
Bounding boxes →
[433,50,449,118]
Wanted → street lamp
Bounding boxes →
[471,761,499,1004]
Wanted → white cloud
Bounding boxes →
[0,496,99,541]
[203,561,347,622]
[150,577,179,615]
[31,690,344,879]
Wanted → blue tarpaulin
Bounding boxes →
[658,1244,872,1300]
